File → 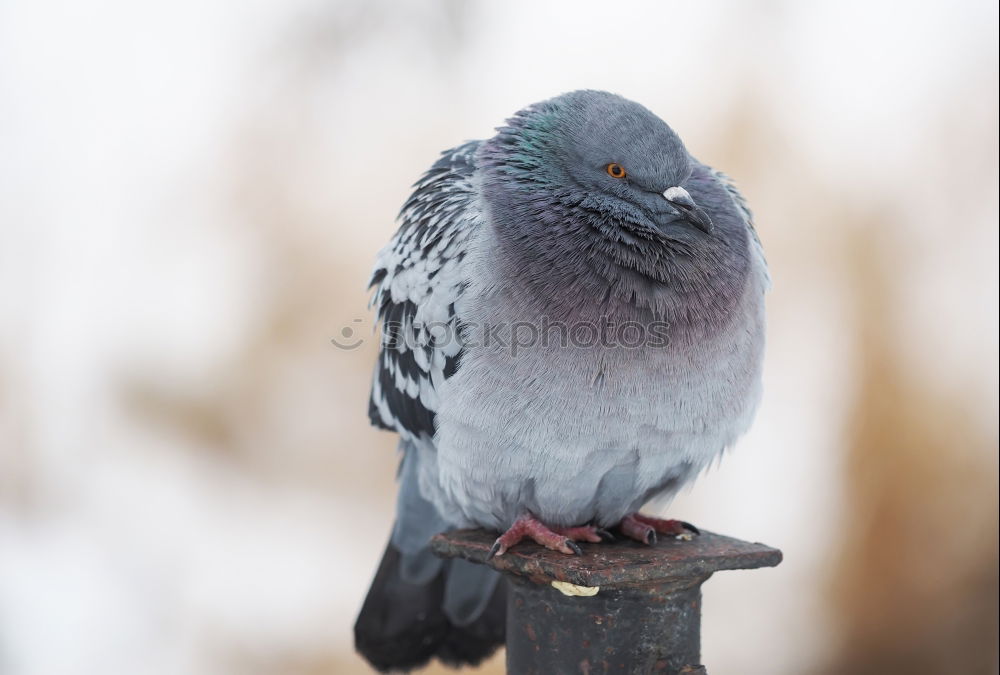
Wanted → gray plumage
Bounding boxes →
[356,90,768,672]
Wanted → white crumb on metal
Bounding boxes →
[551,581,600,597]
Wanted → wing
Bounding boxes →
[706,167,759,244]
[367,141,482,439]
[707,167,769,283]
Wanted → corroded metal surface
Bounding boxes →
[430,528,782,588]
[431,528,780,674]
[505,576,704,674]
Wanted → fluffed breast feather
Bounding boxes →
[367,141,482,439]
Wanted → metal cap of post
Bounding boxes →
[431,528,782,675]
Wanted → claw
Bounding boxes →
[566,540,583,555]
[595,528,616,542]
[487,540,503,560]
[679,521,700,535]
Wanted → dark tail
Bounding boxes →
[354,539,506,672]
[355,444,505,671]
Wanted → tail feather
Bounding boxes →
[354,540,506,672]
[435,575,506,667]
[354,543,449,672]
[442,554,502,625]
[356,442,505,671]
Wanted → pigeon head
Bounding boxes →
[478,90,714,248]
[476,90,753,321]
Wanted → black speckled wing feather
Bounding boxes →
[368,141,481,439]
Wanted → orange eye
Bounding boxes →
[606,163,627,178]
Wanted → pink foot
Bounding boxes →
[553,525,611,543]
[619,513,700,545]
[488,516,611,557]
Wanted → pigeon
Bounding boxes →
[354,90,768,672]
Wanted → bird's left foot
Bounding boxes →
[556,525,614,543]
[488,515,612,558]
[619,513,700,545]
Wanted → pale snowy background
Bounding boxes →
[1,2,997,674]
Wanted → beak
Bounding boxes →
[663,186,713,234]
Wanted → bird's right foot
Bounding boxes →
[619,513,700,545]
[488,515,606,558]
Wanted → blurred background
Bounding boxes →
[1,1,997,673]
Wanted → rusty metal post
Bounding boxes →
[431,528,781,675]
